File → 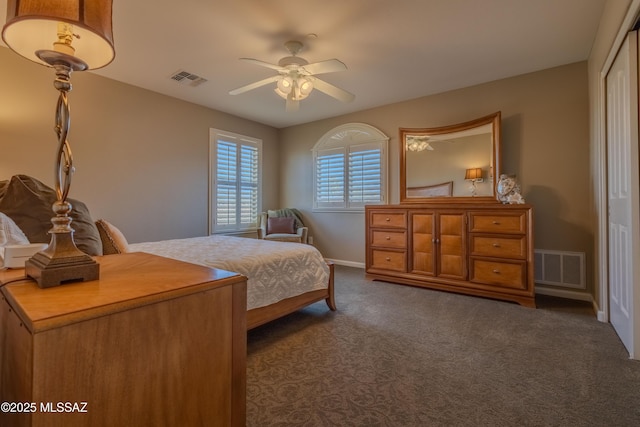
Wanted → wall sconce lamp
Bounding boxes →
[2,0,115,288]
[464,168,483,197]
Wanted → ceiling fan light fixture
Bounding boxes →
[290,77,308,101]
[275,86,309,101]
[277,76,293,94]
[299,77,313,96]
[276,76,313,102]
[274,87,288,99]
[406,136,434,152]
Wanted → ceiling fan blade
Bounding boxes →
[240,58,285,72]
[229,75,280,95]
[300,59,347,75]
[312,78,355,103]
[286,92,299,112]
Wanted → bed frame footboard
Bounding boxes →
[247,261,336,330]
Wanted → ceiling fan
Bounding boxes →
[229,40,355,112]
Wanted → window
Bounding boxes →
[210,129,262,233]
[313,123,388,211]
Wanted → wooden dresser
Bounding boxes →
[0,252,247,427]
[366,203,535,307]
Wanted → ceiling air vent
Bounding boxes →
[169,70,208,87]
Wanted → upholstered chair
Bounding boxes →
[257,212,308,244]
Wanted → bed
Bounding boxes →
[129,235,336,329]
[0,175,336,331]
[406,181,453,197]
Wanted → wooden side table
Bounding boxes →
[0,252,247,427]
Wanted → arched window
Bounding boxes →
[312,123,388,211]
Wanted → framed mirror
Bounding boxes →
[400,111,501,203]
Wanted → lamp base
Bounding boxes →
[25,231,99,288]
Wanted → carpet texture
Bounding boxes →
[247,266,640,426]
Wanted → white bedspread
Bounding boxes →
[129,235,329,310]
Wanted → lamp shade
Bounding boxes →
[2,0,115,69]
[465,168,482,180]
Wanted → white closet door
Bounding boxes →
[606,31,640,358]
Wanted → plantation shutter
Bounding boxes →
[348,143,383,207]
[216,140,237,227]
[311,123,388,211]
[211,129,261,232]
[239,144,259,226]
[315,147,345,208]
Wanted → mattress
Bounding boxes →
[129,235,330,310]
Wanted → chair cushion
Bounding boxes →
[267,208,304,229]
[264,234,302,243]
[267,217,295,234]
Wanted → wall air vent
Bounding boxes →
[534,250,586,289]
[169,70,208,87]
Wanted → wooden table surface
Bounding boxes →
[0,251,244,332]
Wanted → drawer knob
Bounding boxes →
[385,217,391,222]
[492,221,500,225]
[492,243,500,248]
[386,236,391,240]
[492,269,500,274]
[386,257,391,261]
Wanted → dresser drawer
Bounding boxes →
[470,258,526,289]
[469,212,526,234]
[371,230,407,249]
[371,249,406,272]
[470,235,527,259]
[370,211,407,228]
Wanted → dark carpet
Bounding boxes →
[247,265,640,426]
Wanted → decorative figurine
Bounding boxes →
[496,174,525,204]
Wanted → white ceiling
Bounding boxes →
[0,0,606,129]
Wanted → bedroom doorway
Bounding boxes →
[605,30,640,357]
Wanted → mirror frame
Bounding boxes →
[399,111,501,204]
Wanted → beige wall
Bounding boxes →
[0,47,280,244]
[0,40,602,297]
[280,62,592,290]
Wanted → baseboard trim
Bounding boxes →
[325,259,365,269]
[535,286,593,302]
[592,300,607,322]
[327,265,600,308]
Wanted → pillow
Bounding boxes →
[267,217,295,234]
[267,208,304,230]
[96,219,129,255]
[0,175,103,256]
[0,180,8,201]
[0,212,30,247]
